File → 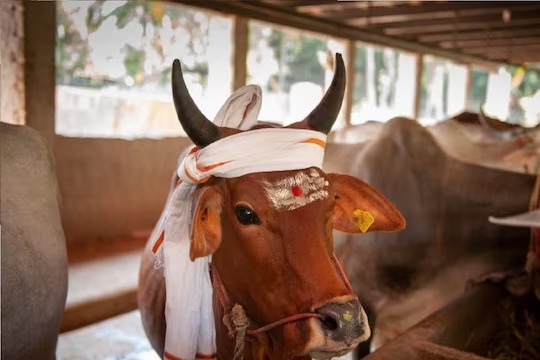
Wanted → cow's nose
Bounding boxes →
[316,299,369,344]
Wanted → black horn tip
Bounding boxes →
[304,52,346,134]
[171,59,221,148]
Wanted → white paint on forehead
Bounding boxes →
[263,168,329,211]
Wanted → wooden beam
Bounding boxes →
[485,53,540,64]
[343,39,356,128]
[418,27,540,43]
[383,16,540,36]
[24,0,56,146]
[413,53,424,120]
[1,0,25,125]
[303,2,507,21]
[233,16,248,90]
[464,64,472,110]
[349,4,540,27]
[358,11,540,30]
[439,37,540,50]
[463,44,540,55]
[260,0,334,7]
[295,1,396,13]
[60,289,138,333]
[174,1,502,69]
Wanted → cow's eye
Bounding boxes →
[234,205,260,225]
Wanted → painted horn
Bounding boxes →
[303,53,346,134]
[172,59,220,148]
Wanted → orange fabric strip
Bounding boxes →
[163,351,217,360]
[196,160,231,173]
[184,162,201,183]
[164,351,185,360]
[300,137,326,148]
[151,230,165,254]
[196,353,217,359]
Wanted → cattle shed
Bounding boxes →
[1,1,539,360]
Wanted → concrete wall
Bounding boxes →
[17,1,195,244]
[55,136,193,244]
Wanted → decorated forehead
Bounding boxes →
[263,168,329,211]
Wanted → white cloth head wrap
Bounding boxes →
[154,85,327,360]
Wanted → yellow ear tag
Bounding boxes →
[353,209,375,233]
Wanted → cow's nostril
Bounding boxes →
[316,300,366,343]
[320,312,340,331]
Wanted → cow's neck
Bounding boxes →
[212,290,311,360]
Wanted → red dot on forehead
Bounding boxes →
[291,185,303,197]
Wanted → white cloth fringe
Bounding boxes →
[155,85,327,360]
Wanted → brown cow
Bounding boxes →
[326,117,535,351]
[138,55,405,360]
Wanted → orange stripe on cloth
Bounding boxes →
[299,137,326,148]
[196,353,217,359]
[151,230,165,254]
[183,161,210,184]
[196,160,231,173]
[164,351,185,360]
[163,351,217,360]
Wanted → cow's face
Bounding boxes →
[170,53,404,358]
[188,167,404,358]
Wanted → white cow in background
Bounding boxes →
[1,122,68,359]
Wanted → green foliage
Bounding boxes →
[251,23,326,92]
[55,1,213,89]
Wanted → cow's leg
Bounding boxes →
[138,243,166,356]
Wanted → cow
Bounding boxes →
[326,117,536,351]
[429,112,540,174]
[138,55,406,360]
[328,112,540,174]
[1,122,68,360]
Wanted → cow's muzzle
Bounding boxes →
[308,297,371,359]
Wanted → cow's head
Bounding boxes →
[172,55,405,359]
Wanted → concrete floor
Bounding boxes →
[57,311,159,360]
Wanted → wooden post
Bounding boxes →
[233,16,248,91]
[464,64,472,110]
[1,0,25,125]
[24,0,56,146]
[413,53,424,120]
[343,39,356,128]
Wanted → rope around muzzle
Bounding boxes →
[211,255,354,360]
[224,304,324,360]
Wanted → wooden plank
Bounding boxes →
[463,43,540,54]
[24,0,56,146]
[303,2,506,20]
[1,0,25,125]
[261,0,334,7]
[351,4,540,27]
[60,289,138,333]
[296,0,396,13]
[384,16,540,36]
[464,64,472,110]
[439,37,540,50]
[359,10,540,30]
[174,1,502,69]
[418,27,540,43]
[343,40,356,128]
[413,53,424,120]
[233,16,248,90]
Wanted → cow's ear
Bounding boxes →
[189,186,223,260]
[328,173,405,234]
